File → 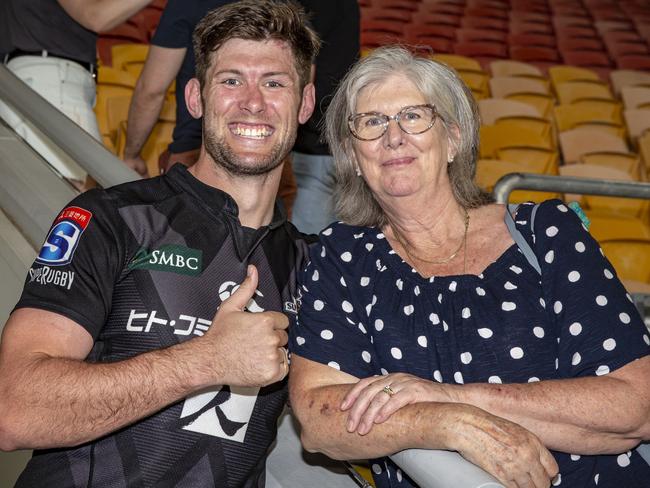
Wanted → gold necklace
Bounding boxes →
[390,208,470,267]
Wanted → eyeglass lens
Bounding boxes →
[350,105,435,140]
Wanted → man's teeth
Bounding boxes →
[233,126,271,138]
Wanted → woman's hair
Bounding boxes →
[193,0,320,90]
[325,45,493,227]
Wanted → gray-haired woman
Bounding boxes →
[288,46,650,488]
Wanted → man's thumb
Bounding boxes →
[224,265,258,311]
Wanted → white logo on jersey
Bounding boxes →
[178,280,265,441]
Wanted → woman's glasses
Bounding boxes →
[348,104,438,141]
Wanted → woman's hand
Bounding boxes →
[450,404,559,488]
[341,373,451,434]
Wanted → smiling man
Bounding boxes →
[0,2,319,486]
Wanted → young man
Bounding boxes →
[0,2,319,486]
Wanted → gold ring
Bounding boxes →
[382,385,395,396]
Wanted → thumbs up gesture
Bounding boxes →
[202,265,289,387]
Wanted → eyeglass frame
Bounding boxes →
[347,103,440,141]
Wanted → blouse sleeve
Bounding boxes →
[289,224,381,378]
[528,200,650,378]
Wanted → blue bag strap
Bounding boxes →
[505,204,541,275]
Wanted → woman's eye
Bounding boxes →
[365,116,384,127]
[403,111,421,121]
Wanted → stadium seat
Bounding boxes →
[489,60,544,78]
[548,65,601,89]
[560,51,612,69]
[621,86,650,109]
[508,33,556,48]
[509,46,560,64]
[553,103,624,133]
[478,98,542,124]
[559,128,629,164]
[610,70,650,98]
[496,146,559,174]
[432,54,483,72]
[555,80,614,105]
[624,109,650,144]
[617,55,650,71]
[475,159,561,203]
[457,28,508,43]
[557,38,605,51]
[111,43,150,76]
[489,76,550,97]
[94,67,138,140]
[599,238,650,284]
[581,152,645,181]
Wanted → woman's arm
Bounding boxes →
[342,356,650,454]
[290,354,558,488]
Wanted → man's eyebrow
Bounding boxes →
[213,69,293,78]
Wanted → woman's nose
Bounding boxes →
[383,118,404,148]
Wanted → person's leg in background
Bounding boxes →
[290,151,336,235]
[0,56,99,184]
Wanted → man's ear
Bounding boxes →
[185,78,203,119]
[298,82,316,124]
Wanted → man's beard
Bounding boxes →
[203,126,293,177]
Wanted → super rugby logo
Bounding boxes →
[36,206,92,266]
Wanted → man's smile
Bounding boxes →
[229,123,274,139]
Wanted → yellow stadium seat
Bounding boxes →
[555,80,614,105]
[506,93,555,118]
[609,69,650,97]
[111,43,150,73]
[432,53,482,72]
[490,59,544,78]
[480,124,553,159]
[548,65,600,90]
[624,108,650,143]
[94,67,138,140]
[489,76,551,97]
[496,147,559,174]
[580,152,646,181]
[599,238,650,284]
[558,128,629,164]
[478,98,542,124]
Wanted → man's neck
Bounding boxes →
[188,156,282,229]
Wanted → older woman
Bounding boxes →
[288,46,650,488]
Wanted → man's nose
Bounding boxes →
[240,84,265,113]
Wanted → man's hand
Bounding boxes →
[204,265,289,387]
[123,156,149,177]
[450,405,559,488]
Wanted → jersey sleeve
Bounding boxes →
[13,189,126,339]
[529,200,650,378]
[289,225,380,378]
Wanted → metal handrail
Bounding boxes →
[493,172,650,203]
[0,64,139,188]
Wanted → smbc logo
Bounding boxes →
[129,244,203,276]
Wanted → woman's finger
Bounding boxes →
[341,375,381,410]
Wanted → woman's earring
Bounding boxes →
[355,166,362,176]
[447,155,454,164]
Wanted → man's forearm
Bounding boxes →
[123,84,166,160]
[58,0,153,33]
[0,339,207,450]
[446,374,649,453]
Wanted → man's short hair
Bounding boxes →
[193,0,320,90]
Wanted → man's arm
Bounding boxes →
[57,0,153,33]
[123,45,186,175]
[343,357,650,454]
[0,266,288,451]
[290,354,558,488]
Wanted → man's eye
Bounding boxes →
[265,80,284,88]
[222,79,240,86]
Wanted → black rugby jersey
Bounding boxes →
[14,164,314,488]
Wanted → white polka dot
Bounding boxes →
[504,281,517,290]
[372,463,382,474]
[528,377,540,382]
[570,454,581,461]
[604,269,614,279]
[395,279,403,290]
[342,301,353,313]
[365,243,374,251]
[391,347,402,359]
[462,307,471,318]
[460,352,472,364]
[596,295,608,306]
[533,326,545,338]
[454,371,464,384]
[429,313,440,325]
[362,351,371,363]
[478,328,493,338]
[476,287,486,296]
[353,232,364,239]
[374,319,384,331]
[296,336,305,346]
[433,370,442,382]
[417,336,427,347]
[546,225,559,237]
[340,277,347,287]
[502,301,516,311]
[320,246,326,257]
[320,329,333,340]
[568,271,580,282]
[376,233,385,239]
[314,300,324,311]
[488,375,502,383]
[358,323,367,335]
[575,241,586,252]
[619,312,631,324]
[617,453,630,467]
[594,473,599,484]
[328,361,340,370]
[545,250,555,263]
[603,338,616,351]
[380,368,388,375]
[555,358,559,370]
[322,228,332,236]
[396,468,403,482]
[403,304,414,316]
[572,352,581,365]
[449,281,457,292]
[442,320,449,331]
[569,322,582,336]
[644,334,650,345]
[557,204,568,212]
[311,270,319,281]
[437,293,443,304]
[552,473,561,486]
[554,301,563,314]
[360,277,370,287]
[510,265,523,274]
[596,365,610,376]
[510,347,524,359]
[340,252,352,262]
